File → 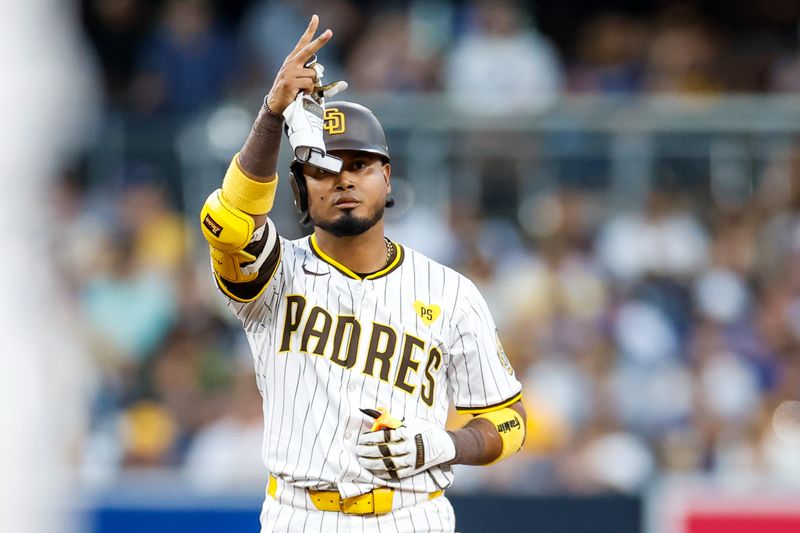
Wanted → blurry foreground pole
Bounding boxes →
[0,1,96,532]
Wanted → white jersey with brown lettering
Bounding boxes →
[215,227,522,500]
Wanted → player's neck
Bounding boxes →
[314,222,389,274]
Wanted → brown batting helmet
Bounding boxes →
[289,101,391,225]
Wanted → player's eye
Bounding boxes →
[306,169,334,180]
[352,160,368,171]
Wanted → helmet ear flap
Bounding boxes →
[289,164,311,225]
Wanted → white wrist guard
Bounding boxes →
[282,59,348,174]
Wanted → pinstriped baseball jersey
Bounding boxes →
[218,230,522,499]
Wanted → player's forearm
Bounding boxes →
[447,401,527,466]
[447,420,501,465]
[201,106,283,278]
[237,106,283,183]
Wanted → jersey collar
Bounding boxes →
[309,234,404,280]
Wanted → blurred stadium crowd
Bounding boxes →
[63,0,800,494]
[84,0,800,115]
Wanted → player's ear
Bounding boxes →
[383,162,394,208]
[383,162,391,190]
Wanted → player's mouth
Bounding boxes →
[334,196,360,209]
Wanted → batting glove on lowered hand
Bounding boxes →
[282,56,347,173]
[356,416,456,481]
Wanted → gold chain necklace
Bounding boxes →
[384,237,394,266]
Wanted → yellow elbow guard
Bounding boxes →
[475,407,526,464]
[221,153,278,215]
[200,189,258,283]
[199,153,278,283]
[201,189,254,252]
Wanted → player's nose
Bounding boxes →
[333,171,356,190]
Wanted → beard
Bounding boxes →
[313,204,385,237]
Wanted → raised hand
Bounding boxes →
[265,15,333,115]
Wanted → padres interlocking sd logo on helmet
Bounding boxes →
[289,101,390,224]
[320,102,389,158]
[323,108,346,135]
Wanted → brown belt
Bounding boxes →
[267,474,442,515]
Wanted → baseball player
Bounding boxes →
[200,15,526,532]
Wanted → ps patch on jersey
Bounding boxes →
[413,301,441,326]
[496,330,513,375]
[218,237,523,499]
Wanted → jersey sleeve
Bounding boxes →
[446,278,522,414]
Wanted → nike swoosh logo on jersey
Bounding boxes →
[302,263,329,276]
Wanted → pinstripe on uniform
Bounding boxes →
[218,233,521,533]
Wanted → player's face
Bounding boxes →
[303,151,391,237]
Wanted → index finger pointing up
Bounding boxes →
[289,14,319,57]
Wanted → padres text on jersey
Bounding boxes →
[217,232,522,499]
